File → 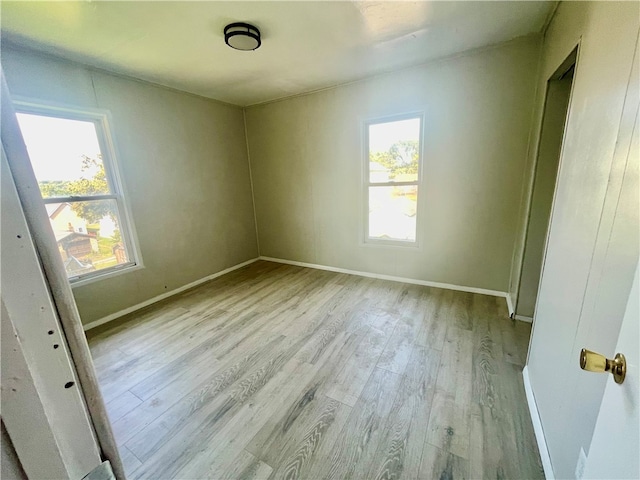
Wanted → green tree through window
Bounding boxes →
[369,139,419,179]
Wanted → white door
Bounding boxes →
[526,6,639,478]
[583,262,639,479]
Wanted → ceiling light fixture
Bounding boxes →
[224,22,261,51]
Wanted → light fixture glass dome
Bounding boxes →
[224,23,261,51]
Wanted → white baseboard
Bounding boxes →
[85,256,523,331]
[523,366,554,479]
[506,293,515,317]
[83,258,259,331]
[505,294,532,323]
[259,256,508,298]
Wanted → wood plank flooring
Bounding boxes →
[87,261,543,480]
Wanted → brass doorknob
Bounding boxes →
[579,348,626,384]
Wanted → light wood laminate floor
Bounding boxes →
[88,261,543,479]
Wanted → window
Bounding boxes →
[15,103,141,284]
[365,115,422,244]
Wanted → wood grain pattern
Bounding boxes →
[221,450,273,480]
[271,397,351,480]
[88,261,543,479]
[104,391,142,424]
[309,368,403,480]
[118,446,142,475]
[425,391,471,460]
[420,443,469,480]
[367,346,439,480]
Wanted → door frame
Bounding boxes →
[0,71,125,479]
[514,46,579,321]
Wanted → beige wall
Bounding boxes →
[245,36,541,292]
[1,45,258,325]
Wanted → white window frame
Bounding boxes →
[13,98,143,286]
[363,112,424,247]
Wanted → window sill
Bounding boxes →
[69,262,144,288]
[362,238,421,249]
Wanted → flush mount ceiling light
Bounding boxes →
[224,22,261,51]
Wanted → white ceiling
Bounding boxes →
[1,1,555,106]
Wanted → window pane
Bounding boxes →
[16,113,111,198]
[46,199,131,277]
[368,185,417,241]
[369,118,420,183]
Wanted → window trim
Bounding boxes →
[13,97,144,287]
[363,112,425,247]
